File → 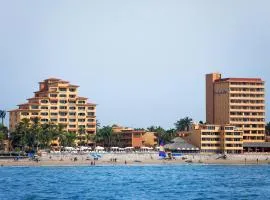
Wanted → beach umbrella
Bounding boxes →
[95,146,104,150]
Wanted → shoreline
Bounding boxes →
[1,156,270,167]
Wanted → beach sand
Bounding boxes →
[1,153,270,167]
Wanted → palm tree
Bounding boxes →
[78,126,86,145]
[266,122,270,136]
[0,110,6,125]
[0,124,8,150]
[174,117,193,131]
[99,126,113,148]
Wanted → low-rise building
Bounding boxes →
[112,125,157,148]
[183,124,243,154]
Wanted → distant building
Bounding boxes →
[9,78,97,138]
[112,125,157,148]
[206,73,265,143]
[183,124,243,154]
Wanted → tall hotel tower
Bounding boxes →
[206,73,265,143]
[9,78,96,135]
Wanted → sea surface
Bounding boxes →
[0,164,269,200]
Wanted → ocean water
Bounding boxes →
[0,164,270,200]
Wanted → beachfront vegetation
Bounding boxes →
[0,110,6,125]
[266,122,270,135]
[9,118,77,152]
[0,124,8,150]
[147,126,177,144]
[174,117,193,131]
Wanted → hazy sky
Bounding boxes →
[0,0,269,129]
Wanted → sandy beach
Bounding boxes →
[1,153,270,167]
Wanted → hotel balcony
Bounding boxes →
[229,84,264,89]
[230,96,264,100]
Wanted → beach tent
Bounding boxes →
[95,146,104,151]
[64,147,75,151]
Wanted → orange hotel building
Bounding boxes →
[9,78,97,137]
[206,73,265,143]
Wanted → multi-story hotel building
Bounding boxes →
[206,73,265,143]
[184,124,243,154]
[112,125,157,148]
[9,78,96,136]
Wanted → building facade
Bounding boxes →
[206,73,265,143]
[184,124,243,154]
[9,78,96,136]
[112,125,157,148]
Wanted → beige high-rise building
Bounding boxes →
[206,73,265,143]
[9,78,96,136]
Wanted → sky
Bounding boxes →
[0,0,270,129]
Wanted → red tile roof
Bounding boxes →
[216,78,263,82]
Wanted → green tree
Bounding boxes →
[0,124,8,150]
[98,126,113,147]
[0,110,6,125]
[174,117,193,131]
[266,122,270,135]
[40,122,59,149]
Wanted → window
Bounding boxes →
[78,119,85,122]
[41,112,48,116]
[41,106,48,110]
[69,112,76,116]
[59,112,67,116]
[50,94,57,98]
[31,105,39,109]
[59,88,67,92]
[59,94,67,98]
[88,107,94,110]
[69,119,76,122]
[51,106,58,110]
[78,113,85,116]
[60,100,67,104]
[51,112,58,116]
[41,99,48,103]
[59,118,67,122]
[69,88,76,92]
[22,112,29,116]
[87,112,95,116]
[69,107,76,110]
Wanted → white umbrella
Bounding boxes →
[95,146,104,150]
[141,147,148,149]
